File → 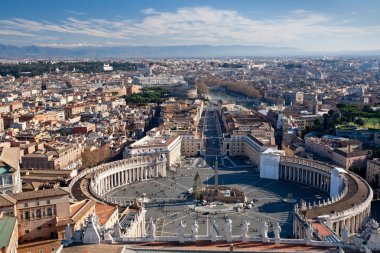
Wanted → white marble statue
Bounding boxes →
[305,224,314,243]
[65,224,73,242]
[365,219,380,251]
[261,221,268,239]
[360,245,373,253]
[103,230,114,244]
[191,220,199,241]
[178,220,186,243]
[82,214,101,244]
[274,222,281,240]
[210,219,218,242]
[241,220,250,242]
[341,225,350,243]
[224,218,233,242]
[113,220,122,239]
[355,219,380,252]
[148,220,156,240]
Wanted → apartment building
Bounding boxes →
[21,144,81,170]
[64,105,85,119]
[366,159,380,188]
[0,147,22,194]
[332,149,369,170]
[124,128,182,169]
[0,188,71,243]
[222,133,276,166]
[305,135,362,161]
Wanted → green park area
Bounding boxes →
[362,117,380,129]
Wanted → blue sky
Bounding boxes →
[1,0,379,51]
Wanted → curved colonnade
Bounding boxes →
[280,157,373,238]
[89,155,167,202]
[69,152,373,242]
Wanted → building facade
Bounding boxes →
[0,188,71,243]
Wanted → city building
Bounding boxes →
[0,147,22,194]
[0,188,71,243]
[124,128,181,169]
[21,144,81,170]
[366,159,380,189]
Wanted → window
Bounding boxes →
[24,211,30,220]
[36,201,40,206]
[47,200,51,204]
[24,203,28,208]
[25,230,30,233]
[51,248,55,253]
[4,175,12,185]
[36,209,41,218]
[37,226,42,230]
[39,250,44,253]
[47,208,52,216]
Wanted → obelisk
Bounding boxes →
[214,159,218,188]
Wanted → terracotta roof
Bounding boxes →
[95,202,117,225]
[70,199,96,223]
[0,147,20,170]
[126,241,336,252]
[61,244,124,253]
[55,216,71,227]
[312,222,333,237]
[333,149,369,158]
[10,187,69,201]
[0,194,17,207]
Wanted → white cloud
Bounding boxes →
[0,6,380,50]
[142,8,158,15]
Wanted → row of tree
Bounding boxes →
[195,76,262,98]
[81,146,111,169]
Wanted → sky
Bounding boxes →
[0,0,380,52]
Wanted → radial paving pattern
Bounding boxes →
[108,163,328,238]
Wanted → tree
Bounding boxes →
[363,105,373,113]
[314,118,322,130]
[355,117,365,126]
[192,171,203,200]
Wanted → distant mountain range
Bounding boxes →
[0,44,379,58]
[0,44,303,58]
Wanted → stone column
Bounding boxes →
[335,222,340,236]
[354,215,359,232]
[309,170,313,185]
[292,167,295,180]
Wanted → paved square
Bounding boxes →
[108,162,328,238]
